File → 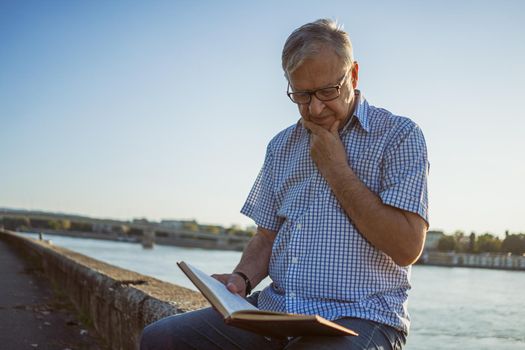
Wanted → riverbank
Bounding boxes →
[419,251,525,271]
[15,227,249,251]
[0,208,252,251]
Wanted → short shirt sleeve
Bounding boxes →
[240,143,282,231]
[380,123,429,225]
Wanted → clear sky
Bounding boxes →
[1,1,524,236]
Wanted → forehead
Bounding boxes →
[288,50,345,91]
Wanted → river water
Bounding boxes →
[22,233,525,349]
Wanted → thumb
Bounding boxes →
[226,274,245,294]
[226,281,239,294]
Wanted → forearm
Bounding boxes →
[233,227,275,288]
[325,165,426,266]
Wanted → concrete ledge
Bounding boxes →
[0,230,208,350]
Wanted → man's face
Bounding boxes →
[288,50,359,131]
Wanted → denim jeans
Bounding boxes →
[140,292,406,350]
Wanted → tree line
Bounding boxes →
[0,216,256,238]
[437,231,525,255]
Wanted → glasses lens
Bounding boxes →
[315,87,339,101]
[289,92,310,104]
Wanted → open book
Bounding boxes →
[177,261,358,337]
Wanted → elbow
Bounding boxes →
[393,248,423,267]
[391,212,427,267]
[392,230,426,267]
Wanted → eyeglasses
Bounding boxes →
[287,71,349,105]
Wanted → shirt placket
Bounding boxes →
[283,220,302,312]
[283,165,327,313]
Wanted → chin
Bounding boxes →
[316,120,334,130]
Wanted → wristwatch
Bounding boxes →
[233,271,252,295]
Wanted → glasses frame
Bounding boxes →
[287,71,349,105]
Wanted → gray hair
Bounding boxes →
[282,19,354,80]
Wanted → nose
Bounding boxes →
[308,95,325,117]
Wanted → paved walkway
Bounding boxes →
[0,238,103,350]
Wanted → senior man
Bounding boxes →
[141,18,429,350]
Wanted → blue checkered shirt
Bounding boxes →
[241,91,429,334]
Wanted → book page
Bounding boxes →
[178,262,358,337]
[179,262,258,315]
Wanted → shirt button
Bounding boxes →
[289,292,296,298]
[296,223,302,230]
[291,257,298,264]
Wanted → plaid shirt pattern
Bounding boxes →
[241,91,429,333]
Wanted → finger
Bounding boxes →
[211,274,228,285]
[302,120,325,135]
[226,281,239,294]
[330,120,341,135]
[228,280,246,296]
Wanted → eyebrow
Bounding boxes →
[291,72,346,92]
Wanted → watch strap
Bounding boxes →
[232,271,252,295]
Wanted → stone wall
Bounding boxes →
[0,230,208,350]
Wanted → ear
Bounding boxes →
[351,62,359,89]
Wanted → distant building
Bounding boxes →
[425,230,445,251]
[160,220,194,229]
[200,224,223,234]
[92,223,114,234]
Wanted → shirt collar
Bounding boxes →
[341,90,370,134]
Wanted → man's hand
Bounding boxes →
[211,273,246,297]
[302,119,349,180]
